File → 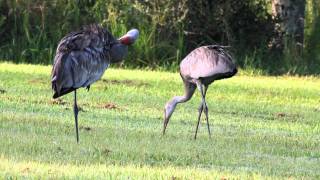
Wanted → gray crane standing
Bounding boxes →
[163,45,237,139]
[51,24,139,143]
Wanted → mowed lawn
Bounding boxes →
[0,62,319,179]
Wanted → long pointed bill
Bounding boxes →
[163,119,168,135]
[163,110,169,135]
[118,29,139,45]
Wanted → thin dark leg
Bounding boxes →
[203,85,211,137]
[194,81,205,139]
[194,102,203,139]
[74,90,79,143]
[204,104,211,137]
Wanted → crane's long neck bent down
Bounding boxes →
[167,90,194,110]
[163,80,196,134]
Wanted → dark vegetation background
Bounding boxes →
[0,0,319,74]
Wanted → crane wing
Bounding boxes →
[51,24,116,98]
[180,45,235,80]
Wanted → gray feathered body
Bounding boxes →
[180,45,237,85]
[51,24,120,98]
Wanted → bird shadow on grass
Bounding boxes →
[96,102,123,110]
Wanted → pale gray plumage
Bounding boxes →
[51,24,139,142]
[163,45,237,139]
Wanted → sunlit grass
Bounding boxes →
[0,62,319,179]
[1,156,275,179]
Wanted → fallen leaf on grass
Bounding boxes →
[103,148,112,155]
[98,102,121,110]
[78,106,86,112]
[171,176,179,180]
[50,98,67,105]
[21,167,30,173]
[275,112,286,118]
[102,79,149,87]
[80,126,92,131]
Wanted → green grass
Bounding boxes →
[0,62,319,179]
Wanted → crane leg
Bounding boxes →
[73,90,79,143]
[203,85,211,137]
[195,102,203,139]
[195,81,206,139]
[194,82,211,139]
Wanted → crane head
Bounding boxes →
[109,29,139,63]
[164,104,174,122]
[118,29,139,45]
[163,102,177,134]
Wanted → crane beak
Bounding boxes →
[163,109,169,135]
[118,29,139,45]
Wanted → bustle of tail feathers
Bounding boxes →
[52,87,77,99]
[51,53,74,99]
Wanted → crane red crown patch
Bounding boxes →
[119,36,131,45]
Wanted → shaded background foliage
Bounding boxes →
[0,0,319,74]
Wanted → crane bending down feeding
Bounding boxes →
[163,45,237,139]
[51,24,139,143]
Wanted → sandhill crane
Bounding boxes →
[163,45,237,139]
[51,24,139,143]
